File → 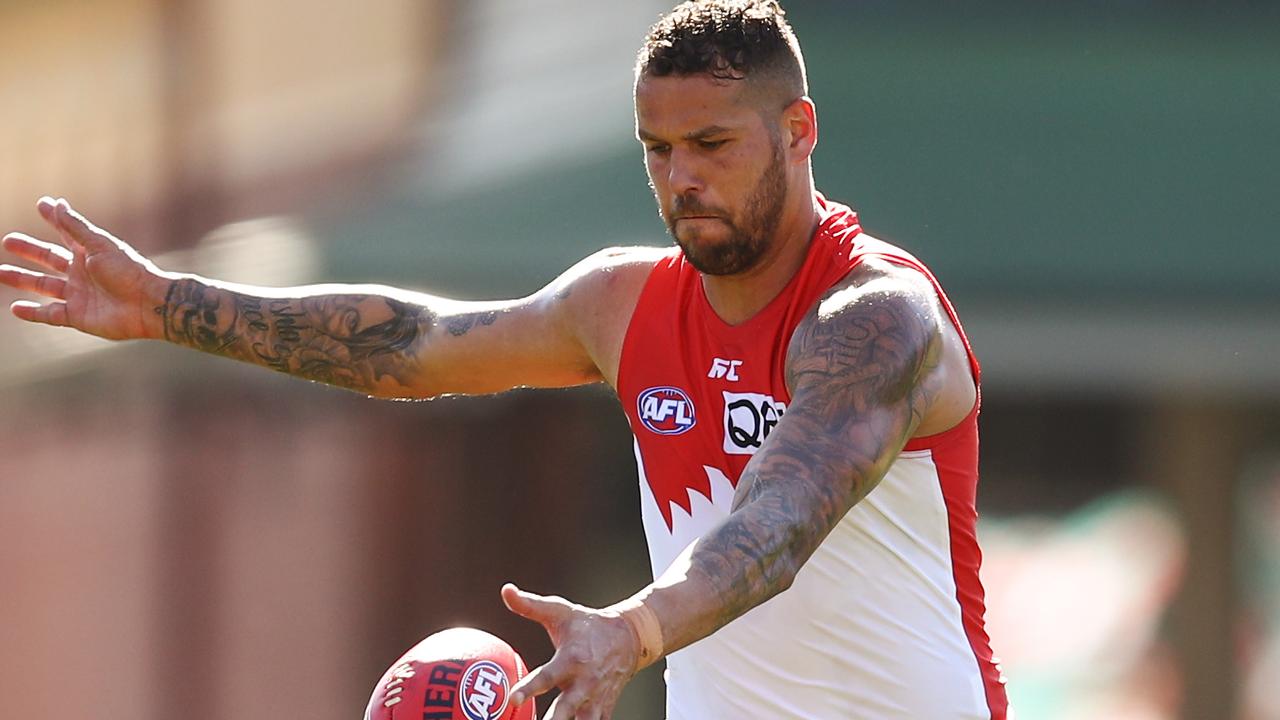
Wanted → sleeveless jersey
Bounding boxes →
[616,196,1009,719]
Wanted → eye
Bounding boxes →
[646,144,671,156]
[697,139,727,151]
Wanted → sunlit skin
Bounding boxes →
[635,72,821,325]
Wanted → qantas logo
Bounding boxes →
[707,358,743,381]
[723,391,786,455]
[638,386,697,435]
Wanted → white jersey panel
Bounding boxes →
[634,440,738,578]
[637,445,991,719]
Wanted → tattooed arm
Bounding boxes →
[501,262,966,714]
[636,262,949,652]
[156,279,529,398]
[1,198,655,398]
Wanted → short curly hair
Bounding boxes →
[636,0,807,101]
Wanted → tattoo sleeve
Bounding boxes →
[641,276,944,655]
[157,278,451,396]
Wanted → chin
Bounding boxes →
[669,221,766,275]
[682,242,762,277]
[675,235,726,262]
[674,223,731,251]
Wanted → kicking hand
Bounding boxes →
[502,583,643,720]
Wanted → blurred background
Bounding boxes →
[1,1,1278,718]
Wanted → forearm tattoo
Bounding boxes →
[446,311,497,337]
[157,279,437,395]
[683,281,943,639]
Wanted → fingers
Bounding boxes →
[0,264,68,299]
[511,658,563,707]
[55,199,117,252]
[40,197,120,255]
[10,300,69,327]
[510,658,615,718]
[2,233,73,273]
[502,584,625,719]
[36,196,58,223]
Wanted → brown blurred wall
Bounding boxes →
[0,349,656,719]
[0,2,517,718]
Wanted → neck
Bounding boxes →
[700,189,822,326]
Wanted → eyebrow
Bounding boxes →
[637,125,734,143]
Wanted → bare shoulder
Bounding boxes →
[543,245,671,387]
[549,245,671,300]
[816,256,936,312]
[786,255,976,437]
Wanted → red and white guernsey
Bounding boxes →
[617,196,1009,719]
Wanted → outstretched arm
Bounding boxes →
[0,198,619,398]
[502,266,951,719]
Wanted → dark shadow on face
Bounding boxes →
[666,137,788,277]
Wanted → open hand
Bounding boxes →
[0,197,170,340]
[502,583,642,720]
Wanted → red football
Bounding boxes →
[365,627,536,720]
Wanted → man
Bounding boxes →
[0,1,1008,718]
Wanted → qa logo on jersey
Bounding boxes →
[722,391,786,454]
[637,386,697,435]
[459,660,510,720]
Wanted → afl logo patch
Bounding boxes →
[638,386,697,435]
[459,660,510,720]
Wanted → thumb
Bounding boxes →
[501,583,571,626]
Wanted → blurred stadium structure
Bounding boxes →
[1,1,1278,718]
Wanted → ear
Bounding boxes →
[781,96,818,163]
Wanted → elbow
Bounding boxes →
[760,546,804,601]
[380,362,449,400]
[361,376,444,402]
[396,382,443,401]
[392,386,446,402]
[772,557,801,597]
[765,529,822,599]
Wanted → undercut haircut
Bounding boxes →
[637,0,808,103]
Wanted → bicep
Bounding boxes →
[410,247,658,397]
[411,290,601,398]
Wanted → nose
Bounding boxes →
[667,148,703,197]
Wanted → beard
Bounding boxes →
[662,143,788,277]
